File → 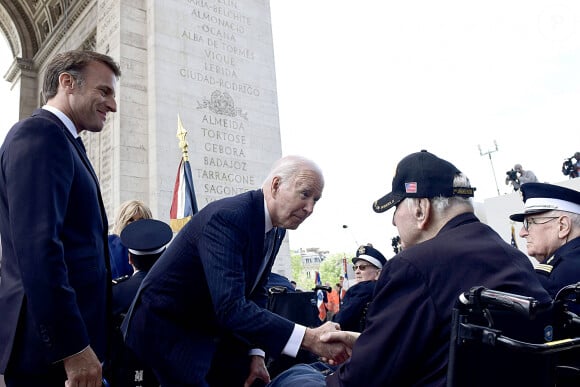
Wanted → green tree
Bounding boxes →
[290,252,309,288]
[318,253,346,287]
[290,251,349,290]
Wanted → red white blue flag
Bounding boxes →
[315,271,327,321]
[170,116,198,232]
[405,182,417,193]
[342,255,350,292]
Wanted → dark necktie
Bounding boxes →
[76,136,86,153]
[263,228,277,258]
[253,228,277,292]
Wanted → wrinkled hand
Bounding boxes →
[244,355,270,387]
[63,346,102,387]
[319,331,361,365]
[302,321,350,365]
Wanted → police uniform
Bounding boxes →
[112,219,173,317]
[111,219,172,387]
[333,245,386,332]
[510,182,580,315]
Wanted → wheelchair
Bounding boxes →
[447,284,580,387]
[265,286,322,379]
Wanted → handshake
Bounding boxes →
[301,321,361,365]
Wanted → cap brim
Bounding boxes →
[373,192,404,213]
[353,255,383,269]
[509,209,549,222]
[509,213,525,222]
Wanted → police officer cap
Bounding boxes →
[352,244,387,269]
[120,219,173,256]
[509,182,580,222]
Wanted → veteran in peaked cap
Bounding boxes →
[112,218,172,387]
[509,182,580,222]
[352,244,387,283]
[353,244,387,269]
[113,219,173,315]
[331,244,386,332]
[509,182,580,317]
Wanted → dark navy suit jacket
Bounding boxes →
[112,271,147,319]
[333,280,375,332]
[0,109,110,373]
[535,236,580,315]
[123,189,294,385]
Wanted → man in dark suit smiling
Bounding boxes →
[0,50,121,387]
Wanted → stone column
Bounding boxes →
[96,0,290,276]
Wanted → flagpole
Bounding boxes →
[177,114,189,162]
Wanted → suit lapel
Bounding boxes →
[37,109,111,268]
[63,130,101,186]
[251,227,286,293]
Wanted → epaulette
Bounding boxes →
[535,263,553,275]
[112,275,130,285]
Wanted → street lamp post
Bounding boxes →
[478,140,500,196]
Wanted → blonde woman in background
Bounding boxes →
[109,200,152,279]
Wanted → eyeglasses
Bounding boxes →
[523,216,559,231]
[352,264,375,271]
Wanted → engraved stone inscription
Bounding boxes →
[178,0,267,205]
[97,0,119,50]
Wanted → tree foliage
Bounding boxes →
[291,251,347,290]
[318,253,345,286]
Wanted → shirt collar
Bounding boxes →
[42,105,79,138]
[263,198,274,233]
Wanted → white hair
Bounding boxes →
[262,155,324,188]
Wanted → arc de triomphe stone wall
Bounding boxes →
[0,0,291,277]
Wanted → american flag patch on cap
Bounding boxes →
[405,182,417,193]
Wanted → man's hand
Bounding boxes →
[243,355,270,387]
[63,346,102,387]
[321,330,360,348]
[301,321,350,365]
[319,331,361,365]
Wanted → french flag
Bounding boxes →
[170,115,198,232]
[169,158,198,232]
[315,271,327,321]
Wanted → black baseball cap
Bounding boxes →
[373,150,476,213]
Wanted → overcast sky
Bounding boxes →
[270,0,580,256]
[0,2,578,257]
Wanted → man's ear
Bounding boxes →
[558,215,572,239]
[270,176,281,197]
[416,198,431,228]
[59,72,75,91]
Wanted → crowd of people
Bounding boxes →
[1,48,580,387]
